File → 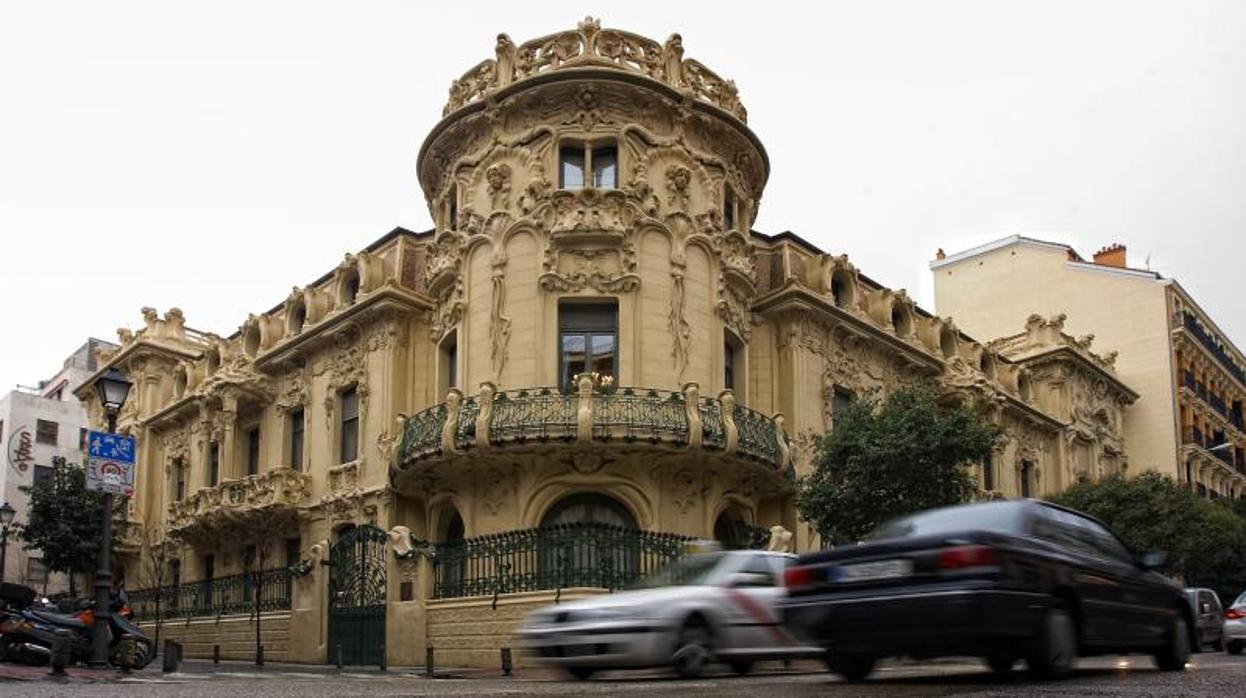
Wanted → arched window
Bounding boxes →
[830,269,854,309]
[538,493,638,589]
[339,269,361,307]
[713,509,757,550]
[540,493,636,529]
[891,303,912,337]
[940,327,958,359]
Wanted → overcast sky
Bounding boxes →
[2,1,1243,391]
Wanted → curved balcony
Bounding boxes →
[167,467,312,543]
[393,378,791,478]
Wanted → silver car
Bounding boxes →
[518,550,819,679]
[1226,591,1246,655]
[1185,588,1225,652]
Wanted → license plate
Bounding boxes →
[833,559,913,582]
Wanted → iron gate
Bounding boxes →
[327,525,387,665]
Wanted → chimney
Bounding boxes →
[935,248,946,260]
[1093,243,1126,269]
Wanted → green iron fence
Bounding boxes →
[432,522,690,600]
[128,567,293,622]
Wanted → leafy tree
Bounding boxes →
[1050,472,1246,601]
[796,383,1001,545]
[16,456,122,596]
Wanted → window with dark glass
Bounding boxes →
[724,339,736,391]
[289,408,305,471]
[33,464,52,490]
[245,427,260,476]
[78,428,87,451]
[982,452,995,491]
[831,386,855,419]
[447,184,458,229]
[169,559,181,608]
[36,419,58,446]
[340,387,359,463]
[723,186,736,231]
[174,458,186,501]
[559,302,618,389]
[1020,460,1033,498]
[208,442,220,485]
[591,145,617,188]
[439,332,458,394]
[200,555,214,611]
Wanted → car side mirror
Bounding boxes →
[1139,550,1167,570]
[726,572,772,588]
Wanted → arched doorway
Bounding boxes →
[713,508,764,550]
[326,524,387,665]
[538,493,640,590]
[433,510,466,598]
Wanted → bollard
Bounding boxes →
[162,640,181,673]
[379,643,386,672]
[500,647,512,677]
[49,629,72,677]
[213,644,220,664]
[256,644,264,667]
[425,646,434,678]
[335,643,343,670]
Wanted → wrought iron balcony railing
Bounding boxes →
[128,567,293,622]
[1180,311,1246,387]
[397,378,791,473]
[431,522,690,600]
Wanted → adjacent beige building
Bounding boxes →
[75,21,1137,668]
[933,235,1246,497]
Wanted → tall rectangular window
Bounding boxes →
[78,428,88,451]
[723,186,737,231]
[285,537,302,566]
[36,419,58,446]
[33,464,53,490]
[591,145,618,188]
[439,332,458,396]
[982,452,995,491]
[559,145,585,189]
[174,458,186,501]
[208,442,220,486]
[831,386,855,420]
[340,387,359,464]
[1020,460,1034,498]
[289,408,305,471]
[245,427,261,476]
[724,339,736,391]
[447,184,458,229]
[559,303,618,390]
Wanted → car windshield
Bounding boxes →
[631,553,725,588]
[870,502,1028,540]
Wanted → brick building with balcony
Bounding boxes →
[78,20,1136,667]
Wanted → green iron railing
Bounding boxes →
[432,522,690,600]
[733,403,781,464]
[396,384,790,473]
[128,567,293,622]
[593,387,688,444]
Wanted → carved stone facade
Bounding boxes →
[76,20,1140,668]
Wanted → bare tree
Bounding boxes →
[137,521,175,653]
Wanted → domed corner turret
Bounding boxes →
[416,17,769,240]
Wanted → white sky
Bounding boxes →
[2,1,1243,390]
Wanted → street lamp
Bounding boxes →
[88,368,132,668]
[0,501,15,584]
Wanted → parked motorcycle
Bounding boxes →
[0,585,153,669]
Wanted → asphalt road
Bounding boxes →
[4,652,1245,696]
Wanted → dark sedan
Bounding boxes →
[780,500,1193,681]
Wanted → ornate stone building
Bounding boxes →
[77,20,1135,667]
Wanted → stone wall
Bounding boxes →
[138,613,292,662]
[425,589,602,668]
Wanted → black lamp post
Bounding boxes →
[89,368,132,668]
[0,501,15,584]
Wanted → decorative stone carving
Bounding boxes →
[490,253,512,378]
[666,165,691,210]
[166,468,312,542]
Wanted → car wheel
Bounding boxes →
[728,659,754,676]
[1153,614,1191,671]
[826,653,876,681]
[566,666,597,681]
[1227,640,1244,656]
[1027,605,1077,679]
[671,618,714,679]
[985,655,1016,674]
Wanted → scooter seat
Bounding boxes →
[29,609,87,630]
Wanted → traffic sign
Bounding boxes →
[86,430,136,497]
